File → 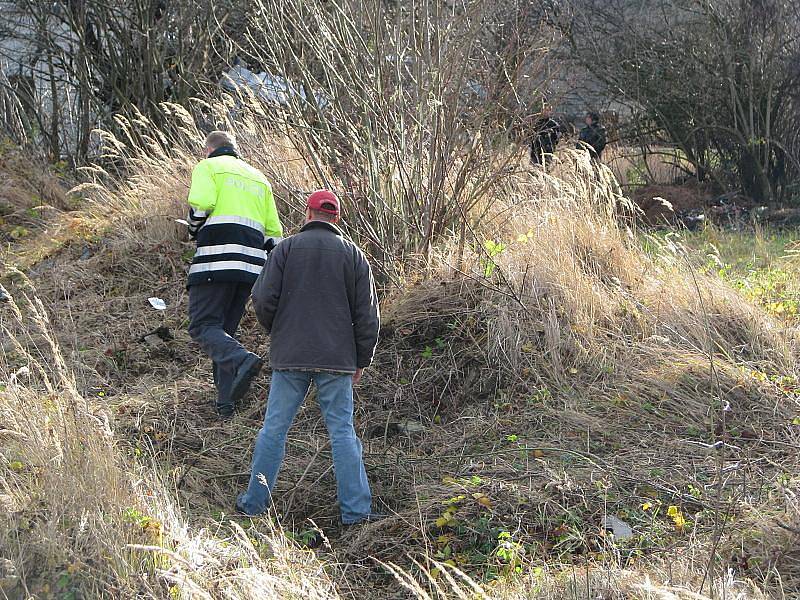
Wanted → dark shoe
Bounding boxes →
[235,495,263,517]
[342,512,387,526]
[234,501,251,516]
[230,353,264,404]
[217,403,235,419]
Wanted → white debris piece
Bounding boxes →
[397,420,425,434]
[603,515,633,539]
[148,297,167,311]
[143,334,166,348]
[7,366,31,388]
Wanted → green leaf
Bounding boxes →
[57,573,71,590]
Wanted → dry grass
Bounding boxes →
[0,276,343,598]
[1,102,799,600]
[604,145,694,189]
[0,139,68,214]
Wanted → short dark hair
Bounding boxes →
[587,111,601,124]
[309,207,337,222]
[205,130,236,151]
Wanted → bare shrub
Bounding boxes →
[559,0,800,205]
[0,0,238,161]
[226,0,555,266]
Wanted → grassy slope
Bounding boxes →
[1,133,799,599]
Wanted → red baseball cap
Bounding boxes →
[307,189,340,215]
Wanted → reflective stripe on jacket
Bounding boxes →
[186,149,283,286]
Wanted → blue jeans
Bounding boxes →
[237,370,372,523]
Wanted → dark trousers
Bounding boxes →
[188,282,253,408]
[531,144,554,169]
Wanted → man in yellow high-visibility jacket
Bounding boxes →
[185,131,283,418]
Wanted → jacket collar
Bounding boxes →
[300,220,343,236]
[208,145,239,159]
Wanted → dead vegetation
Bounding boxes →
[0,0,797,594]
[0,110,798,599]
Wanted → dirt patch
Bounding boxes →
[631,183,714,225]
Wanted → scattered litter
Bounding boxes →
[367,419,426,439]
[7,366,30,386]
[139,326,174,347]
[143,334,165,348]
[684,439,741,452]
[0,285,10,303]
[603,515,633,539]
[148,297,167,310]
[721,461,742,474]
[397,420,425,435]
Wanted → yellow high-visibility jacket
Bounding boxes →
[185,149,283,286]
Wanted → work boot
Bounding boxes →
[230,353,263,404]
[217,403,235,419]
[234,497,259,517]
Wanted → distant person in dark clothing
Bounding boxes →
[530,105,561,168]
[577,111,608,161]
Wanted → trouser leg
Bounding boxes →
[314,372,372,524]
[237,370,311,515]
[188,282,252,408]
[531,144,543,166]
[213,283,253,407]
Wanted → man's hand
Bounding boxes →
[353,368,364,385]
[264,236,282,253]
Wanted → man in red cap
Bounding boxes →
[237,190,382,525]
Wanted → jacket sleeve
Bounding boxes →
[352,249,380,368]
[188,161,217,212]
[263,183,284,239]
[593,127,607,153]
[186,207,207,239]
[576,128,589,150]
[251,240,288,334]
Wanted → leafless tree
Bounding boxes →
[0,0,235,162]
[226,0,554,268]
[556,0,800,205]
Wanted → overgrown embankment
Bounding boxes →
[1,125,800,599]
